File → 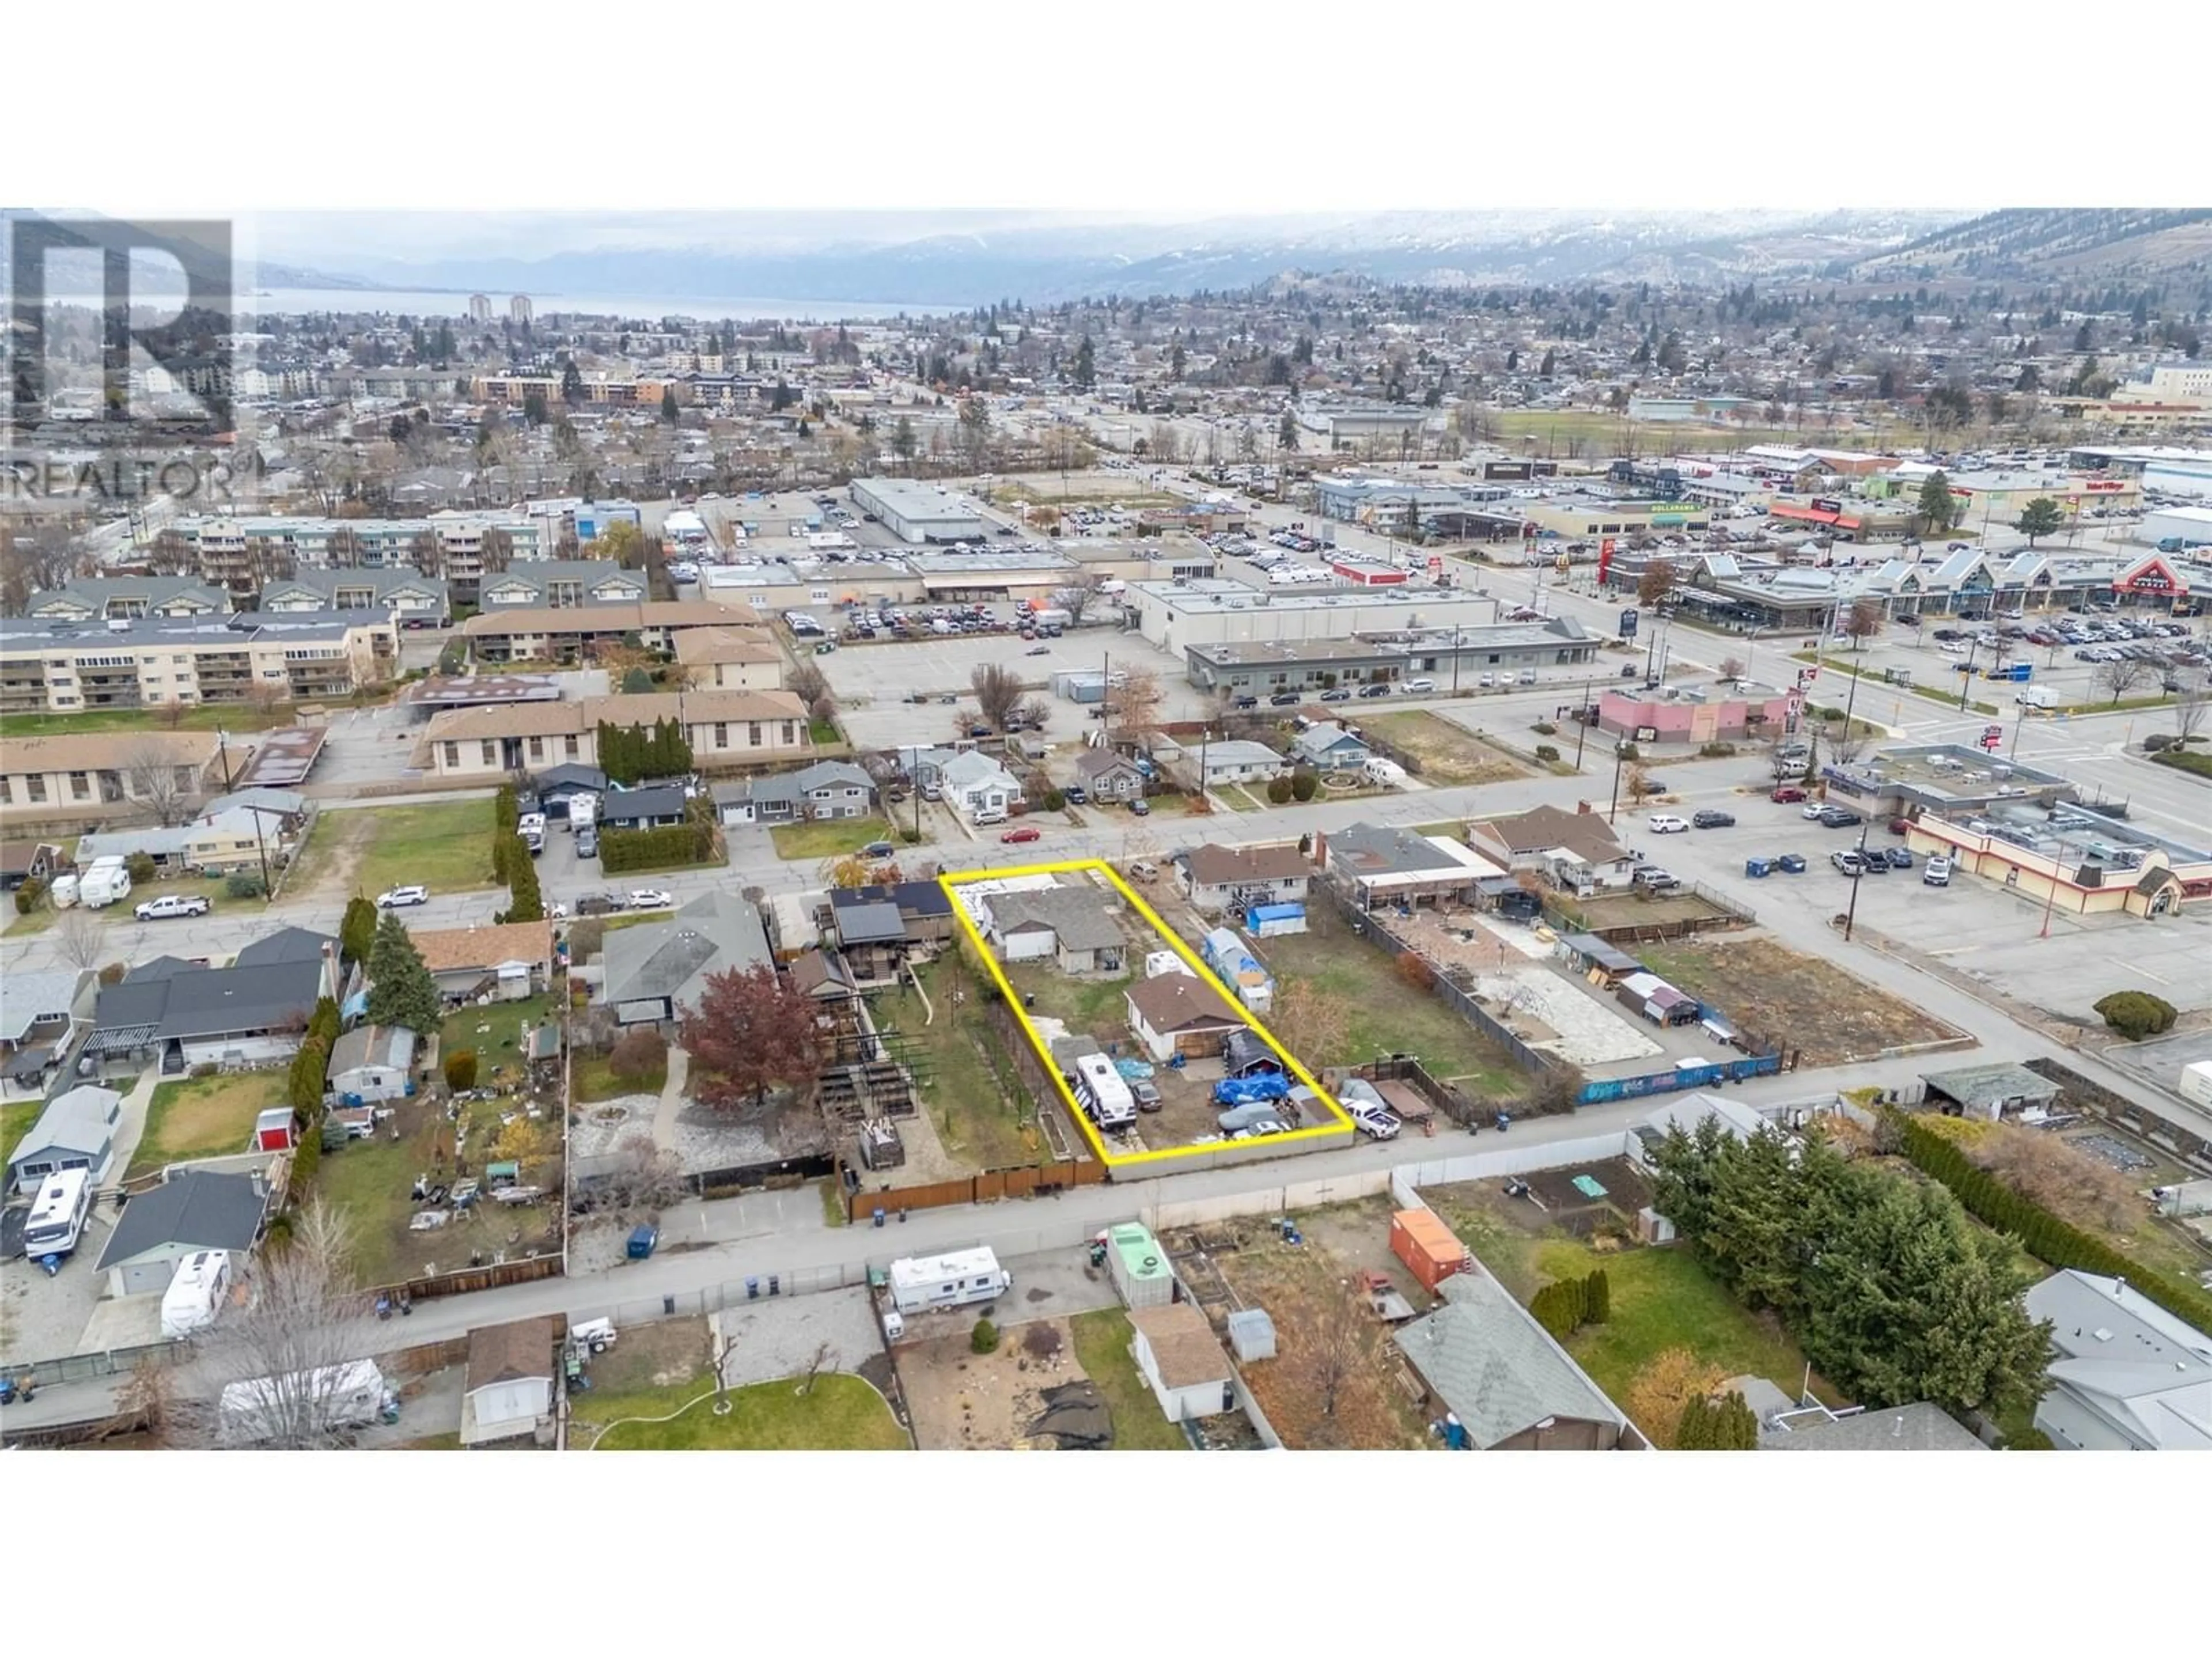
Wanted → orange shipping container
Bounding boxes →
[1389,1208,1470,1294]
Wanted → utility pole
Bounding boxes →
[1842,823,1872,942]
[216,729,234,792]
[1608,740,1630,825]
[1957,639,1979,711]
[1573,676,1594,768]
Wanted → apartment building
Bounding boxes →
[478,561,649,611]
[461,599,762,665]
[0,611,398,716]
[260,569,449,623]
[416,688,811,779]
[471,373,684,407]
[671,624,784,690]
[26,579,230,624]
[0,731,236,832]
[171,512,550,601]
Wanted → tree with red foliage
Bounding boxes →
[678,964,825,1111]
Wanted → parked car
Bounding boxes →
[1884,846,1915,869]
[1128,798,1151,816]
[1062,786,1089,805]
[1132,1080,1164,1114]
[1691,810,1735,829]
[859,840,896,860]
[1230,695,1259,710]
[1319,687,1352,702]
[135,893,210,921]
[1646,813,1688,834]
[1358,683,1393,698]
[1268,691,1302,707]
[1632,866,1680,892]
[1001,825,1043,844]
[1819,806,1863,827]
[1776,853,1808,873]
[1403,678,1437,694]
[628,889,675,910]
[1802,801,1830,819]
[1349,1103,1402,1141]
[1923,855,1952,887]
[1771,785,1808,804]
[1831,850,1865,876]
[377,885,429,908]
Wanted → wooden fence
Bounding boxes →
[366,1251,563,1305]
[844,1156,1105,1224]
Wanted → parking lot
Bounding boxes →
[819,628,1211,752]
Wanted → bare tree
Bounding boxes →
[584,1133,688,1218]
[53,906,109,974]
[1053,573,1113,626]
[123,741,196,826]
[1842,598,1885,652]
[142,528,196,578]
[1271,979,1350,1070]
[1300,1284,1381,1434]
[184,1199,377,1449]
[1718,655,1745,684]
[2093,657,2153,707]
[1635,560,1680,609]
[786,662,835,724]
[1105,666,1163,742]
[2175,679,2209,745]
[970,662,1024,730]
[1828,718,1871,766]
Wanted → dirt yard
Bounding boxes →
[1635,934,1965,1065]
[899,1317,1103,1449]
[1172,1216,1433,1450]
[1362,710,1531,786]
[1569,888,1742,934]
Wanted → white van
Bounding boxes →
[2015,685,2057,710]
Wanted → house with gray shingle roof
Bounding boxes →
[1394,1266,1641,1450]
[96,1167,271,1296]
[599,890,772,1027]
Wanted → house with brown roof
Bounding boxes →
[407,921,557,1002]
[460,1314,563,1447]
[1125,972,1245,1062]
[1175,843,1311,914]
[461,598,762,665]
[416,688,810,779]
[672,625,785,691]
[1465,805,1638,893]
[1128,1302,1236,1423]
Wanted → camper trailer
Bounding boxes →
[1071,1051,1137,1131]
[1201,927,1274,1015]
[160,1249,233,1339]
[218,1359,391,1445]
[78,857,132,909]
[888,1247,1012,1315]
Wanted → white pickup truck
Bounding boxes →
[135,893,211,922]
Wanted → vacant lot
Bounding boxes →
[768,816,893,861]
[1255,903,1529,1099]
[1361,710,1531,786]
[129,1071,286,1179]
[1564,888,1743,933]
[583,1373,907,1449]
[1423,1180,1836,1425]
[1635,935,1963,1065]
[290,800,497,903]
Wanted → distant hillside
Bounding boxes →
[1853,208,2212,279]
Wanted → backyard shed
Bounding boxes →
[1615,971,1700,1027]
[1128,1301,1236,1424]
[327,1024,419,1103]
[461,1314,562,1446]
[1918,1062,2062,1123]
[1244,902,1308,937]
[1226,1307,1277,1363]
[1391,1208,1472,1294]
[1106,1222,1175,1310]
[1554,931,1642,985]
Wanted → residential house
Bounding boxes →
[408,921,558,1004]
[83,946,343,1075]
[2021,1270,2212,1451]
[601,784,692,832]
[233,926,342,970]
[1758,1397,1986,1451]
[1198,740,1289,788]
[0,731,234,833]
[1175,843,1311,914]
[1074,749,1147,804]
[714,760,876,826]
[939,749,1024,823]
[1395,1267,1641,1450]
[460,1315,563,1448]
[327,1025,420,1103]
[1465,805,1638,895]
[824,881,956,979]
[790,946,861,1005]
[599,890,773,1027]
[1,966,85,1094]
[1288,721,1370,772]
[7,1083,122,1194]
[672,624,785,691]
[1127,1301,1237,1423]
[94,1167,270,1296]
[530,764,610,815]
[0,840,67,890]
[1125,972,1245,1063]
[1316,821,1497,910]
[982,886,1127,975]
[75,806,285,877]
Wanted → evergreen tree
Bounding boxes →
[365,911,441,1036]
[502,834,544,923]
[339,896,377,968]
[1585,1269,1611,1324]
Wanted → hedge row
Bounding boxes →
[1531,1268,1611,1342]
[1892,1112,2212,1333]
[600,816,717,873]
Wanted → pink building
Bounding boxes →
[1599,686,1791,744]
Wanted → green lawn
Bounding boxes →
[2,1099,43,1165]
[306,1118,419,1287]
[582,1373,908,1450]
[438,993,554,1075]
[3,906,59,938]
[292,800,499,901]
[1069,1310,1192,1451]
[130,1071,287,1178]
[1256,911,1527,1097]
[881,955,1046,1170]
[573,1051,664,1103]
[1003,963,1137,1037]
[768,816,892,861]
[0,704,300,740]
[1474,408,1910,459]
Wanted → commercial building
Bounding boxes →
[849,478,986,544]
[1182,616,1597,696]
[1295,403,1430,450]
[1129,578,1498,652]
[1520,497,1715,540]
[1598,680,1793,743]
[0,609,397,717]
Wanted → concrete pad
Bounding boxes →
[710,1284,884,1388]
[73,1289,164,1355]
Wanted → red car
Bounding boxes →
[1001,825,1043,844]
[1771,785,1808,804]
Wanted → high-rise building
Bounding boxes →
[468,293,493,324]
[509,294,533,325]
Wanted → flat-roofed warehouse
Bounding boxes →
[850,478,987,545]
[1128,578,1500,651]
[1184,617,1598,695]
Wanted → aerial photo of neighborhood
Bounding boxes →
[7,194,2212,1462]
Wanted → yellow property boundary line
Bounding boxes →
[936,857,1350,1170]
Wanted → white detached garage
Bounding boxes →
[1127,1301,1236,1425]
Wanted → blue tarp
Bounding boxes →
[1247,903,1305,925]
[1214,1073,1291,1107]
[1113,1057,1156,1081]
